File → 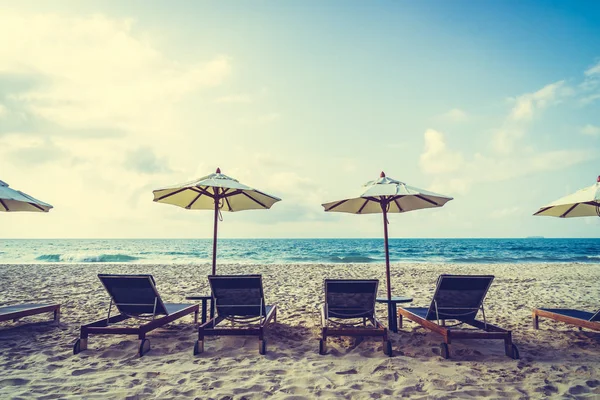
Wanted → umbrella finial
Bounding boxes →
[380,171,386,178]
[216,167,221,174]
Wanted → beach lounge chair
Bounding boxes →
[194,275,277,355]
[532,307,600,332]
[397,274,519,359]
[73,274,199,357]
[0,303,60,326]
[320,279,391,356]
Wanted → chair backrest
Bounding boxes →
[98,274,168,316]
[590,309,600,322]
[424,275,494,321]
[324,279,378,319]
[209,275,266,317]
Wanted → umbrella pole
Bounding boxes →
[212,194,219,275]
[210,191,219,320]
[382,205,392,300]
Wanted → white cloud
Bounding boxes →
[584,61,600,76]
[0,10,239,238]
[491,129,524,154]
[440,108,468,122]
[124,147,173,174]
[419,129,464,174]
[509,80,566,121]
[428,177,471,196]
[581,124,600,136]
[419,127,594,195]
[580,93,600,105]
[0,11,231,136]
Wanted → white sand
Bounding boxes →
[0,262,599,399]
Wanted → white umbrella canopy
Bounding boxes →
[534,176,600,218]
[322,172,453,300]
[153,168,281,274]
[323,174,454,214]
[0,180,53,212]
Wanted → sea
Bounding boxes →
[0,238,599,264]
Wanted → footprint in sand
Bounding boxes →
[71,368,96,376]
[586,379,600,388]
[335,368,358,375]
[0,378,30,386]
[46,363,62,371]
[568,385,590,395]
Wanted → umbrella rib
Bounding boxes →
[533,206,552,216]
[224,196,233,211]
[560,203,578,218]
[357,199,370,214]
[185,192,203,209]
[324,199,348,211]
[192,186,215,198]
[364,196,382,204]
[242,192,268,208]
[393,198,403,212]
[415,195,439,206]
[0,199,8,211]
[253,189,281,201]
[583,201,600,206]
[29,202,45,211]
[154,187,192,202]
[222,190,243,198]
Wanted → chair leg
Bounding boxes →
[194,328,205,355]
[319,328,327,355]
[194,309,199,327]
[74,328,88,355]
[398,313,403,329]
[54,308,61,325]
[532,313,539,330]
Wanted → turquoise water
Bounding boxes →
[0,238,599,264]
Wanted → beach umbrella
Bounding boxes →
[321,171,453,300]
[152,168,281,274]
[0,180,53,212]
[534,176,600,218]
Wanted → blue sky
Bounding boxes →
[0,1,599,238]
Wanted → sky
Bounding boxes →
[0,1,599,239]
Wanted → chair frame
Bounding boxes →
[0,304,60,325]
[398,275,518,359]
[320,279,391,357]
[195,275,277,355]
[532,308,600,332]
[73,275,199,357]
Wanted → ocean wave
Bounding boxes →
[36,253,141,263]
[326,255,376,263]
[448,255,599,263]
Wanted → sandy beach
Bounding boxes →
[0,262,599,399]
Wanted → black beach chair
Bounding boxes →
[0,303,60,326]
[320,279,391,356]
[533,307,600,332]
[398,274,519,359]
[194,275,277,355]
[73,274,199,357]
